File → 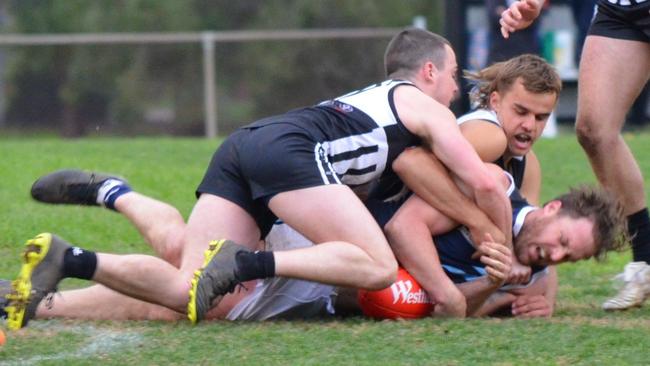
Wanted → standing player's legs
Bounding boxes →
[575,35,650,309]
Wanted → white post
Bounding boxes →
[202,32,217,138]
[412,15,427,29]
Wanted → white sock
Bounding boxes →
[96,179,124,206]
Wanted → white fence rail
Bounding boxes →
[0,28,401,137]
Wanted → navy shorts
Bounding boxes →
[196,121,342,237]
[590,1,650,42]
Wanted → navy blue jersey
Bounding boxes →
[434,189,546,283]
[494,155,526,190]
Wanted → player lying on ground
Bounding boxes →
[386,155,627,317]
[3,28,514,330]
[0,162,627,322]
[389,53,562,315]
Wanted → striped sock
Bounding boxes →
[96,179,132,211]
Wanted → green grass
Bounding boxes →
[2,133,650,365]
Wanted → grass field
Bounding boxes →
[1,134,650,365]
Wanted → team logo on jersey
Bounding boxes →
[331,100,354,113]
[390,280,431,304]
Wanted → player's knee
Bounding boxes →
[161,229,185,267]
[575,118,603,153]
[366,256,398,290]
[575,114,622,154]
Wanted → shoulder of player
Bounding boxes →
[392,85,455,133]
[459,120,507,162]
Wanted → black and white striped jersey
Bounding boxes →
[599,0,648,7]
[245,79,420,194]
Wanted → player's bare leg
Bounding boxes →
[5,193,262,330]
[189,185,398,323]
[35,283,251,321]
[271,185,397,287]
[31,170,187,266]
[91,194,261,311]
[114,192,185,266]
[575,35,650,310]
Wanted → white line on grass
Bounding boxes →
[4,323,143,365]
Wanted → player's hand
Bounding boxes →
[478,233,512,285]
[469,222,505,251]
[499,0,544,38]
[507,258,532,285]
[511,294,553,318]
[432,283,467,318]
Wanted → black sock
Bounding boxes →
[234,251,275,282]
[628,208,650,264]
[63,247,98,280]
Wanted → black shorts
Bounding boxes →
[196,121,342,237]
[590,1,650,42]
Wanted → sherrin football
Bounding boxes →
[358,267,433,319]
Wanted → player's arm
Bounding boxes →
[473,269,556,318]
[499,0,545,38]
[458,120,507,163]
[390,119,507,244]
[393,118,513,257]
[394,86,512,248]
[454,234,512,316]
[385,194,467,318]
[393,149,504,245]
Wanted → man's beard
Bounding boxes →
[514,214,553,265]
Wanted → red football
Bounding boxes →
[358,267,434,319]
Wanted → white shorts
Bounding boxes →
[226,222,337,321]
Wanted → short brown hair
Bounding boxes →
[384,27,450,79]
[552,185,628,260]
[465,54,562,109]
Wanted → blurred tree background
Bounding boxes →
[0,0,444,137]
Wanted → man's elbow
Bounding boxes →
[473,175,502,199]
[392,147,426,178]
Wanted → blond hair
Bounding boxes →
[465,54,562,109]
